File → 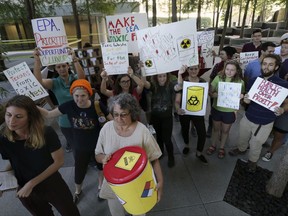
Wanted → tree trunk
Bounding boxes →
[145,0,149,17]
[71,0,82,48]
[197,0,202,29]
[228,0,233,27]
[237,0,242,26]
[251,0,257,28]
[23,0,35,48]
[86,0,93,44]
[240,0,251,38]
[172,0,177,22]
[219,0,232,51]
[215,0,221,35]
[179,0,182,21]
[152,0,157,26]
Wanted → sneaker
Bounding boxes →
[65,145,72,153]
[182,147,190,155]
[262,151,273,162]
[247,160,257,173]
[73,191,82,204]
[229,148,246,156]
[97,189,105,202]
[196,154,208,164]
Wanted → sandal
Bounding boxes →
[206,145,216,155]
[218,148,225,159]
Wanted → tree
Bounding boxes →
[239,0,251,38]
[152,0,157,26]
[219,0,232,51]
[172,0,177,22]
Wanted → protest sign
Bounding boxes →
[4,62,48,101]
[101,42,129,75]
[181,81,208,116]
[240,51,258,69]
[31,17,70,66]
[248,77,288,111]
[137,19,198,76]
[197,30,215,69]
[75,46,103,76]
[106,13,148,53]
[217,82,242,109]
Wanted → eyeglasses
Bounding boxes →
[120,80,130,85]
[188,67,198,70]
[113,112,130,118]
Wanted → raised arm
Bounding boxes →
[33,48,53,89]
[17,147,64,198]
[128,66,144,95]
[68,47,85,79]
[38,106,63,119]
[174,65,187,91]
[100,70,114,97]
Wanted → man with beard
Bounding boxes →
[229,54,288,172]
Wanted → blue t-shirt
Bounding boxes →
[244,59,261,83]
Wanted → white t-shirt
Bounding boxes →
[95,121,162,161]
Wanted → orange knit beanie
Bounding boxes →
[70,79,93,96]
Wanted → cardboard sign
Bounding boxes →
[31,17,71,66]
[197,30,215,69]
[181,81,208,116]
[101,42,129,75]
[137,19,198,76]
[75,46,103,76]
[240,51,258,69]
[217,82,242,110]
[4,62,48,101]
[248,77,288,111]
[106,13,148,53]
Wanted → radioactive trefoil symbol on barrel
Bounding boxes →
[186,86,204,112]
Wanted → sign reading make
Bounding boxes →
[106,13,148,53]
[4,62,48,101]
[32,17,70,66]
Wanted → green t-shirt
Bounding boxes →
[211,75,245,112]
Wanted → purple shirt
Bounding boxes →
[242,42,262,57]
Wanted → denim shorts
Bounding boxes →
[211,107,236,124]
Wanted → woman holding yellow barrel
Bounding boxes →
[174,65,208,164]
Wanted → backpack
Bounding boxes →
[94,100,107,127]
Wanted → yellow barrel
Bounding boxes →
[186,86,204,112]
[103,146,157,215]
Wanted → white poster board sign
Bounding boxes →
[197,30,215,69]
[248,77,288,111]
[106,13,148,53]
[217,82,242,109]
[101,42,129,75]
[31,17,71,66]
[240,51,258,69]
[4,62,48,101]
[137,19,198,76]
[181,81,208,116]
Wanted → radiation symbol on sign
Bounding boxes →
[180,39,191,49]
[145,60,153,68]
